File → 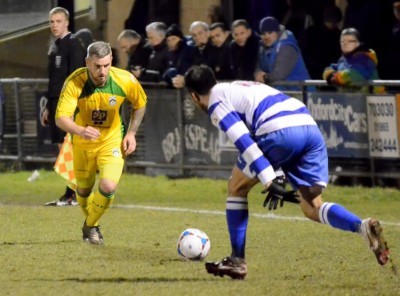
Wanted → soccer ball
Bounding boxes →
[177,228,211,261]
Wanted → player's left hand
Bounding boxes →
[123,132,137,156]
[262,181,300,211]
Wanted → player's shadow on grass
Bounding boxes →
[1,240,77,245]
[61,277,216,283]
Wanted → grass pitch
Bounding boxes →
[0,170,399,295]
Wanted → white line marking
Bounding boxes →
[114,204,400,227]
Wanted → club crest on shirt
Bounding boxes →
[109,96,116,106]
[112,148,121,157]
[55,55,62,68]
[212,116,219,126]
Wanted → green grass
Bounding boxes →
[0,170,399,295]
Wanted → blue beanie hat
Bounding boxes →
[259,16,280,33]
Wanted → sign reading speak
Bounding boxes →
[367,95,400,158]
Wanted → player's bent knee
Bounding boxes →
[77,188,92,197]
[299,185,324,201]
[99,178,117,195]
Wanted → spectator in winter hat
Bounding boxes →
[163,24,196,88]
[254,16,311,91]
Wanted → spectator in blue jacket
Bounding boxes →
[254,16,311,91]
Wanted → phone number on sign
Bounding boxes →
[368,102,395,117]
[369,138,397,152]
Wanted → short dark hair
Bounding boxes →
[210,22,228,32]
[231,19,250,30]
[117,29,141,41]
[184,65,217,96]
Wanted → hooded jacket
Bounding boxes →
[323,44,385,94]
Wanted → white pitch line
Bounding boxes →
[114,204,400,227]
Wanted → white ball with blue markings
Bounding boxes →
[177,228,210,261]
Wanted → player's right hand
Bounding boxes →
[80,126,100,140]
[262,180,300,211]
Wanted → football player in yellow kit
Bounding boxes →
[56,41,147,244]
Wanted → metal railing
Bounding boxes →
[1,78,400,185]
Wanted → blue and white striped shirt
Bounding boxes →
[208,81,316,185]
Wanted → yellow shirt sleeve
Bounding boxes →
[55,78,79,119]
[127,74,147,110]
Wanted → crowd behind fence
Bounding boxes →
[1,78,400,186]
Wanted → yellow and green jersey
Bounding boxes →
[56,66,147,149]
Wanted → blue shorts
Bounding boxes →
[237,125,328,189]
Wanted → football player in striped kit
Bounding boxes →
[184,65,390,280]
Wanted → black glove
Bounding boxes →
[262,180,300,211]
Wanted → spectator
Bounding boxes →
[322,27,385,94]
[163,24,196,87]
[303,5,343,80]
[207,4,227,26]
[74,28,94,50]
[230,19,261,80]
[172,21,217,88]
[117,29,152,75]
[136,22,169,82]
[381,1,400,82]
[254,16,311,91]
[190,21,217,68]
[281,0,314,51]
[209,22,234,80]
[41,7,86,206]
[343,0,386,51]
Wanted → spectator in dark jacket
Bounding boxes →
[163,24,196,87]
[381,1,400,81]
[229,19,260,80]
[172,21,217,88]
[137,22,169,82]
[303,5,343,80]
[117,29,152,75]
[190,21,218,68]
[209,22,234,80]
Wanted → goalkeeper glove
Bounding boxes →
[262,179,300,211]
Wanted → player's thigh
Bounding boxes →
[291,126,328,188]
[274,125,329,189]
[228,165,259,197]
[97,145,124,186]
[73,146,97,189]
